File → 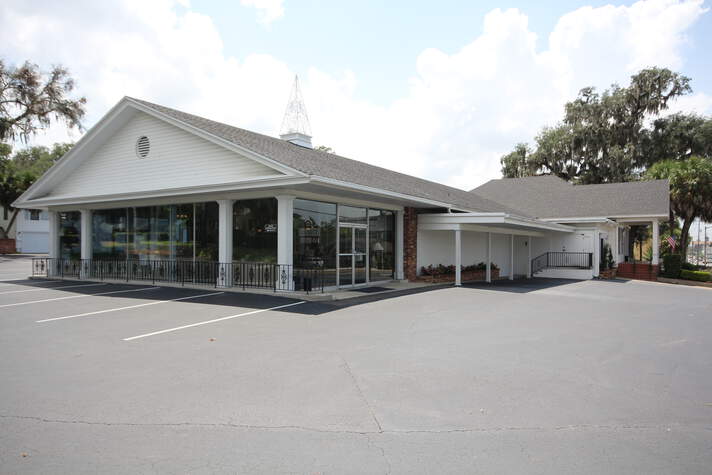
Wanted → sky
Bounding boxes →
[1,0,711,198]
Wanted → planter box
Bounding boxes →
[416,268,500,283]
[0,239,16,254]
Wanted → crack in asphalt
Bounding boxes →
[0,414,690,435]
[339,355,383,433]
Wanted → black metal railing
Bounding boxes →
[31,258,325,293]
[531,252,593,274]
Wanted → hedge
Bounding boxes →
[679,269,712,282]
[662,254,681,278]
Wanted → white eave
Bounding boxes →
[418,212,574,237]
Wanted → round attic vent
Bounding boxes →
[135,136,150,158]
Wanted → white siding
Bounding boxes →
[417,230,515,278]
[50,112,282,198]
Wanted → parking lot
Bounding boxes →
[1,255,712,474]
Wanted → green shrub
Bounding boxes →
[680,262,699,271]
[662,254,681,278]
[680,269,712,282]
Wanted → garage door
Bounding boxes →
[19,232,49,253]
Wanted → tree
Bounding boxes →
[0,143,72,238]
[501,67,693,183]
[646,156,712,261]
[315,145,334,154]
[0,60,86,143]
[642,113,712,165]
[500,143,533,178]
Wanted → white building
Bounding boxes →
[12,95,668,290]
[16,209,50,254]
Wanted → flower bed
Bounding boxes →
[417,262,500,283]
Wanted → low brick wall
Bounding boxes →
[416,268,500,283]
[616,263,659,281]
[0,239,16,254]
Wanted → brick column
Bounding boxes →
[403,207,418,281]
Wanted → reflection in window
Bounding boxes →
[93,209,128,259]
[195,202,219,261]
[293,199,337,287]
[369,209,395,281]
[233,198,278,263]
[338,205,367,225]
[59,211,81,260]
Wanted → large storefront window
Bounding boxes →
[90,202,217,261]
[293,199,337,287]
[93,209,128,259]
[233,198,278,263]
[195,202,219,261]
[59,211,81,260]
[368,209,395,281]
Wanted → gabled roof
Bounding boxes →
[128,98,529,216]
[470,175,669,219]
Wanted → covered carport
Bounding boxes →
[417,212,574,285]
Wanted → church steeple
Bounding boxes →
[279,75,313,148]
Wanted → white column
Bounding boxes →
[652,219,659,266]
[592,229,600,277]
[80,210,92,260]
[395,210,404,280]
[486,232,492,283]
[47,210,60,260]
[527,236,532,278]
[454,229,462,286]
[613,224,620,265]
[217,199,234,287]
[80,210,92,279]
[509,234,514,280]
[277,195,295,290]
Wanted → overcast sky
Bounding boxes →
[1,0,711,193]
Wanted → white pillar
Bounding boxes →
[527,236,532,278]
[486,232,492,283]
[277,195,295,290]
[454,229,462,286]
[217,199,234,287]
[80,210,92,279]
[80,210,92,260]
[509,234,514,280]
[652,219,659,266]
[395,209,404,280]
[613,224,620,265]
[47,210,60,260]
[592,229,600,277]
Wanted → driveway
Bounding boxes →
[1,255,711,474]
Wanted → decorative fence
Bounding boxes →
[31,258,325,293]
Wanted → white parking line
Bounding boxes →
[123,301,306,341]
[37,291,225,323]
[0,287,160,308]
[0,283,105,295]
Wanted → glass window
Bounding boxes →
[338,205,367,225]
[233,198,278,263]
[93,209,128,259]
[128,206,172,260]
[293,199,337,287]
[173,204,194,260]
[59,211,81,260]
[29,209,41,221]
[369,209,395,281]
[195,202,219,261]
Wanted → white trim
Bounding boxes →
[310,176,458,210]
[17,176,309,208]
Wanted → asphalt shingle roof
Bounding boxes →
[470,175,669,219]
[129,98,529,216]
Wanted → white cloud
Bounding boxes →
[240,0,284,26]
[0,0,708,190]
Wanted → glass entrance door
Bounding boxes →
[338,225,367,287]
